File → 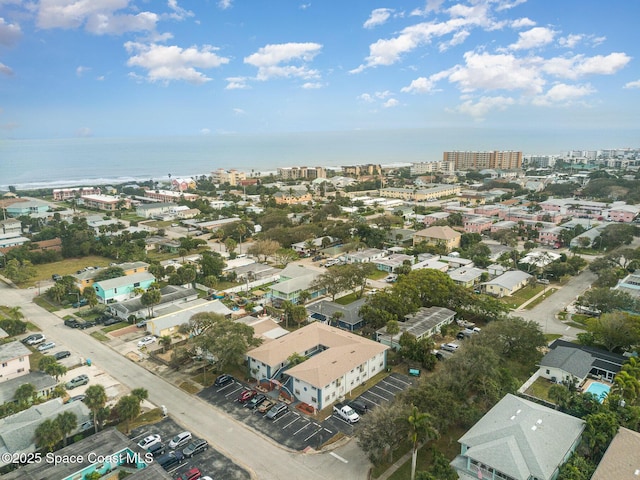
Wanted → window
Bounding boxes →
[546,369,550,375]
[17,368,24,373]
[1,363,6,367]
[295,389,300,395]
[19,358,24,362]
[311,397,317,402]
[134,282,140,287]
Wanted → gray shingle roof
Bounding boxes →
[0,341,31,363]
[456,394,584,480]
[0,372,57,404]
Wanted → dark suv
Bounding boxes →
[156,450,184,470]
[182,439,209,458]
[213,374,233,387]
[64,318,81,328]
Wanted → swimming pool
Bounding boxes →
[585,382,610,402]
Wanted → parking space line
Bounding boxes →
[282,414,302,429]
[389,375,412,387]
[375,385,398,397]
[380,380,404,391]
[272,413,291,424]
[360,394,382,406]
[366,389,390,402]
[323,428,333,434]
[304,428,323,442]
[330,452,349,464]
[292,422,313,436]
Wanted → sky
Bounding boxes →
[0,0,639,142]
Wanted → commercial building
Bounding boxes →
[444,150,522,170]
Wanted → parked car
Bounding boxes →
[72,298,88,308]
[182,439,209,458]
[213,374,233,387]
[65,395,86,404]
[168,431,192,449]
[440,342,460,353]
[37,341,56,352]
[348,399,369,415]
[384,274,398,283]
[66,374,89,389]
[137,336,156,348]
[53,350,71,360]
[176,467,201,480]
[237,389,256,404]
[78,320,97,329]
[312,255,323,262]
[147,442,166,457]
[52,274,62,281]
[245,393,267,409]
[103,317,121,326]
[265,402,288,420]
[137,434,161,450]
[64,318,81,328]
[136,320,147,328]
[22,333,45,345]
[257,398,275,414]
[156,450,184,470]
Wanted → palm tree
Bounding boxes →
[131,388,149,405]
[116,395,140,434]
[159,335,172,353]
[8,306,24,321]
[55,411,77,446]
[35,419,62,452]
[407,405,438,480]
[84,385,107,433]
[14,383,36,406]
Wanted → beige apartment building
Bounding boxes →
[277,166,326,180]
[211,168,247,186]
[443,151,522,170]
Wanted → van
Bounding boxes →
[156,451,184,470]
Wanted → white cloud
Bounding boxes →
[299,3,311,10]
[383,98,399,108]
[166,0,194,20]
[225,76,249,89]
[542,52,631,80]
[532,83,595,106]
[76,126,93,137]
[125,42,230,84]
[218,0,232,10]
[244,42,322,81]
[364,8,394,29]
[358,93,374,103]
[509,26,555,50]
[233,108,245,115]
[624,80,640,89]
[447,51,546,94]
[0,17,21,46]
[302,82,323,89]
[411,0,444,16]
[453,95,515,118]
[0,62,13,76]
[438,30,469,51]
[510,17,535,29]
[200,128,211,135]
[76,65,90,76]
[495,0,527,11]
[558,34,583,49]
[36,0,159,35]
[401,76,436,94]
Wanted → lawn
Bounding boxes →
[524,288,557,309]
[31,256,113,284]
[500,284,544,308]
[368,270,389,281]
[334,292,363,305]
[102,322,130,333]
[524,377,555,403]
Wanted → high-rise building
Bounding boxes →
[443,151,522,170]
[277,166,326,180]
[211,169,246,186]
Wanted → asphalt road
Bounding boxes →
[0,282,371,480]
[512,268,597,338]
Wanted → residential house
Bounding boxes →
[412,226,462,252]
[450,393,585,480]
[0,341,31,383]
[0,398,91,468]
[487,263,507,277]
[0,219,21,236]
[411,256,449,272]
[109,285,199,320]
[171,177,196,191]
[569,227,603,249]
[145,300,233,338]
[538,339,626,384]
[2,427,171,479]
[73,261,150,291]
[374,253,414,273]
[448,267,486,288]
[376,307,456,350]
[490,220,518,233]
[247,322,388,411]
[613,270,640,302]
[6,200,50,217]
[93,272,155,303]
[269,264,324,306]
[235,315,289,343]
[482,270,532,297]
[342,248,386,264]
[196,217,242,232]
[306,297,367,331]
[0,372,57,405]
[439,255,474,269]
[135,202,175,219]
[291,236,337,254]
[591,427,640,480]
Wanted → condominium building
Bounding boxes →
[277,166,326,180]
[53,187,101,201]
[211,168,247,186]
[342,164,382,177]
[443,150,522,170]
[410,161,455,175]
[80,194,130,211]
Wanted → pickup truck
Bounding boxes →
[333,403,360,424]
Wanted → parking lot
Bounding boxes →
[130,417,250,480]
[198,372,416,451]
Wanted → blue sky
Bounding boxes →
[0,0,638,141]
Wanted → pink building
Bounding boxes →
[608,205,639,223]
[0,341,31,382]
[463,216,493,234]
[538,227,564,246]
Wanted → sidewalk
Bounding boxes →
[515,284,561,311]
[377,450,414,480]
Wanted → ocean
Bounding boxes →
[1,127,637,190]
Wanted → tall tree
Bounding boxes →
[84,384,107,433]
[131,388,149,404]
[14,383,36,406]
[407,405,438,480]
[55,411,77,446]
[115,395,140,434]
[34,419,62,452]
[140,287,162,317]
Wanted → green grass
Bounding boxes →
[32,296,61,312]
[30,256,114,284]
[524,377,555,402]
[524,288,557,310]
[334,292,362,305]
[571,314,592,325]
[101,322,130,333]
[368,270,389,280]
[90,331,109,342]
[544,333,562,342]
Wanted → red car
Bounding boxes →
[237,389,256,403]
[176,467,201,480]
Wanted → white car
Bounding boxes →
[137,336,156,348]
[37,341,56,351]
[168,431,192,449]
[137,434,161,450]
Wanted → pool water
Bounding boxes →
[585,382,610,402]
